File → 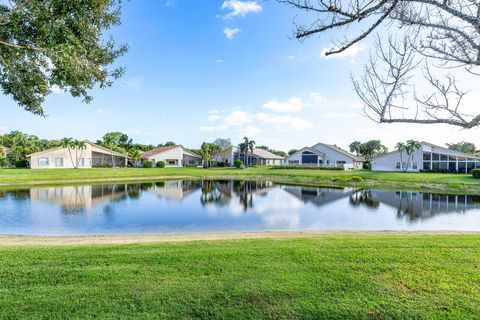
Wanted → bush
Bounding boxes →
[15,160,28,168]
[156,161,165,168]
[92,164,112,168]
[271,165,344,171]
[332,176,364,183]
[239,164,246,169]
[0,157,7,168]
[185,164,198,168]
[234,159,243,169]
[472,169,480,179]
[143,161,154,168]
[363,162,371,170]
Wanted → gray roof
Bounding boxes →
[252,148,285,160]
[315,143,365,161]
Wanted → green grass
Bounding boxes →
[0,235,479,319]
[0,167,479,193]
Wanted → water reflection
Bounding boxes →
[0,180,479,235]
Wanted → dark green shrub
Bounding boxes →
[143,161,154,168]
[15,160,28,168]
[363,162,371,170]
[185,163,198,168]
[156,161,165,168]
[472,169,480,178]
[234,159,243,169]
[0,157,7,168]
[271,165,344,171]
[92,164,112,168]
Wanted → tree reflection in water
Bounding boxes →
[349,190,380,209]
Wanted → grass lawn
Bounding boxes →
[0,234,479,319]
[0,167,479,193]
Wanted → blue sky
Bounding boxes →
[1,0,479,151]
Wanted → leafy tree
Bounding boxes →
[199,142,221,168]
[74,140,87,169]
[288,149,298,156]
[238,137,255,166]
[61,137,76,168]
[0,0,127,116]
[353,140,388,160]
[213,138,232,150]
[257,145,287,158]
[129,149,144,167]
[349,141,362,156]
[447,141,477,155]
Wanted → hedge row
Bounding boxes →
[472,169,480,178]
[271,165,344,171]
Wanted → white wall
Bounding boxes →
[145,146,184,167]
[371,149,423,172]
[285,144,361,169]
[30,146,93,169]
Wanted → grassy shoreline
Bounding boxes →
[1,167,479,193]
[0,234,478,319]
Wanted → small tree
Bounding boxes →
[61,137,76,168]
[396,140,421,172]
[238,137,255,166]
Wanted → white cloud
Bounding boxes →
[320,43,366,59]
[254,113,313,131]
[50,85,65,95]
[216,59,224,64]
[262,96,303,113]
[121,76,143,91]
[0,126,8,134]
[224,27,241,39]
[221,0,262,18]
[238,125,262,138]
[208,114,222,121]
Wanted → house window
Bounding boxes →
[336,161,346,167]
[167,159,178,166]
[423,152,431,161]
[78,158,85,167]
[288,160,299,165]
[38,157,49,166]
[326,160,330,165]
[301,151,318,164]
[395,162,401,169]
[55,158,64,167]
[412,162,418,170]
[86,158,92,166]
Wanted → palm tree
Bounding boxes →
[74,140,87,168]
[129,149,144,167]
[395,142,406,172]
[238,137,255,166]
[349,141,362,156]
[405,140,421,172]
[61,137,76,168]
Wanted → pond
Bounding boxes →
[0,180,479,235]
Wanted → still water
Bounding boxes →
[0,180,479,235]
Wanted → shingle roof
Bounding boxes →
[252,148,285,160]
[315,143,365,161]
[27,141,128,158]
[141,145,179,158]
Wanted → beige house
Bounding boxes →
[141,145,202,167]
[27,141,128,169]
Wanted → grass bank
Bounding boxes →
[0,234,478,319]
[0,167,479,193]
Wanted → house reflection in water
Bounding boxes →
[283,185,356,207]
[29,184,130,213]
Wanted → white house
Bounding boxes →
[141,145,202,167]
[284,143,364,169]
[215,146,284,166]
[371,141,480,173]
[27,141,128,169]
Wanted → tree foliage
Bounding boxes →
[447,141,477,155]
[0,0,127,115]
[349,140,388,160]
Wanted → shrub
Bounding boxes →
[15,160,28,168]
[143,161,154,168]
[332,176,364,183]
[92,164,112,168]
[0,157,7,168]
[156,161,165,168]
[239,164,246,169]
[185,164,198,168]
[472,169,480,179]
[234,159,243,169]
[271,165,344,171]
[363,162,371,170]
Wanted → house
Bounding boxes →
[1,147,10,158]
[141,145,202,167]
[284,143,364,169]
[215,146,284,166]
[27,141,128,169]
[371,141,480,173]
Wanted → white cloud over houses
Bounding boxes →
[262,96,303,113]
[121,76,144,91]
[221,0,262,18]
[320,43,366,59]
[223,27,241,39]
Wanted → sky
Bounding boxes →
[1,0,479,152]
